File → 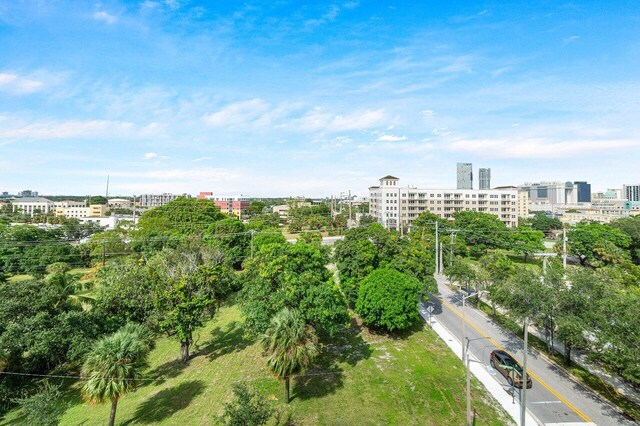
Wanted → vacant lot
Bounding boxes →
[1,304,511,425]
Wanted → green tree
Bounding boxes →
[610,216,640,264]
[355,268,421,332]
[153,259,219,363]
[444,257,476,292]
[206,218,249,269]
[245,201,268,216]
[94,259,161,326]
[260,308,318,404]
[334,223,434,306]
[246,213,281,231]
[136,197,224,239]
[453,211,510,256]
[358,214,377,227]
[240,241,348,335]
[479,253,515,315]
[511,226,545,262]
[530,213,562,234]
[88,196,108,205]
[566,222,631,267]
[81,326,151,426]
[13,381,67,426]
[217,382,273,426]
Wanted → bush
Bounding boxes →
[355,268,421,332]
[13,381,67,426]
[217,382,273,426]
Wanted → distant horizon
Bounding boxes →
[2,2,639,197]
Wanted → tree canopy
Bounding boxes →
[239,241,348,336]
[566,222,631,266]
[136,198,225,238]
[334,223,435,306]
[355,268,421,332]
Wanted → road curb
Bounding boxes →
[419,302,540,426]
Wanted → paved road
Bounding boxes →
[427,275,637,426]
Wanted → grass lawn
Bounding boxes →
[6,274,33,283]
[1,304,511,426]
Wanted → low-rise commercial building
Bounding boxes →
[205,195,250,218]
[107,198,133,209]
[12,197,55,216]
[369,175,522,230]
[55,204,108,219]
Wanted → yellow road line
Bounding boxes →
[435,295,593,423]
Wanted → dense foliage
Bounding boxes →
[566,222,631,266]
[0,225,86,276]
[355,268,421,332]
[239,241,348,336]
[334,223,435,306]
[136,197,225,239]
[0,278,109,412]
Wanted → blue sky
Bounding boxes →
[1,1,639,197]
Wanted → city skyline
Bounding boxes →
[1,1,639,196]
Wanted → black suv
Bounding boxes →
[490,350,533,389]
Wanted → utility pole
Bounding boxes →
[466,337,472,426]
[102,240,106,266]
[450,230,455,267]
[521,317,529,426]
[348,189,352,225]
[439,242,443,274]
[562,228,567,269]
[435,222,439,275]
[250,230,255,260]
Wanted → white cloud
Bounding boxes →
[564,35,580,44]
[203,100,387,134]
[447,137,640,159]
[203,98,270,127]
[192,156,212,162]
[143,152,158,160]
[93,11,117,24]
[0,72,44,94]
[421,110,435,117]
[437,56,473,74]
[0,119,160,140]
[292,108,386,132]
[306,5,341,27]
[376,134,407,142]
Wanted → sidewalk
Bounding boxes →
[418,302,538,426]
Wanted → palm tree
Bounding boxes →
[81,326,151,426]
[260,308,318,404]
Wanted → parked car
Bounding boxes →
[490,350,533,389]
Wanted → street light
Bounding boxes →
[464,338,495,425]
[461,290,489,426]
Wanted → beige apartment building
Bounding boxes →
[55,204,108,219]
[369,176,525,230]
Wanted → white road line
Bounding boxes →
[529,400,563,405]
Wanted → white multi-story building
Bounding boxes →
[369,175,521,230]
[12,197,55,216]
[623,184,640,202]
[140,193,191,208]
